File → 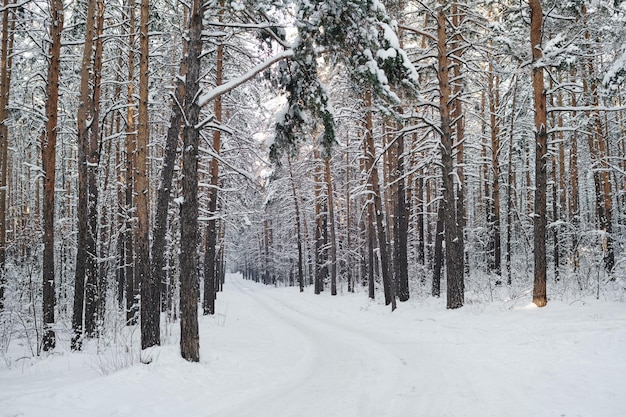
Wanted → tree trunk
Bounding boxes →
[124,0,138,326]
[138,0,159,350]
[314,150,325,294]
[324,156,338,295]
[288,156,304,292]
[505,74,518,285]
[394,129,409,302]
[41,0,63,350]
[203,26,224,315]
[416,174,425,265]
[85,0,104,337]
[530,0,548,307]
[437,8,464,309]
[152,9,187,314]
[73,0,99,347]
[179,0,203,362]
[364,89,395,310]
[451,2,467,280]
[0,0,16,312]
[432,200,444,298]
[488,60,502,279]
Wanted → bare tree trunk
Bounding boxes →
[451,2,467,279]
[152,9,187,313]
[437,8,464,309]
[324,156,338,295]
[394,129,409,302]
[124,0,137,326]
[179,0,203,362]
[367,208,375,299]
[569,68,580,270]
[138,0,159,350]
[41,0,63,350]
[432,200,444,298]
[203,22,224,315]
[530,0,547,307]
[345,136,353,293]
[416,174,425,266]
[73,0,99,347]
[364,89,395,310]
[0,0,15,312]
[488,60,502,279]
[288,156,304,292]
[85,0,104,337]
[506,74,518,285]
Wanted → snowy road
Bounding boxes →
[2,273,625,417]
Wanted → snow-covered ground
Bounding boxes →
[1,273,625,417]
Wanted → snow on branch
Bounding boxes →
[198,49,294,107]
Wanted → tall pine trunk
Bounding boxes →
[364,89,395,310]
[437,7,464,309]
[138,0,159,350]
[152,8,188,313]
[179,0,203,362]
[73,0,99,347]
[394,130,409,302]
[324,156,338,295]
[41,0,63,350]
[288,156,304,292]
[0,0,15,311]
[530,0,548,307]
[124,0,137,326]
[203,28,223,315]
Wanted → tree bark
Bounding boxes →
[179,0,203,362]
[394,129,409,302]
[505,74,518,285]
[288,156,304,292]
[437,8,464,309]
[314,149,325,294]
[41,0,63,350]
[530,0,548,307]
[152,9,187,314]
[124,0,138,326]
[364,89,395,310]
[324,156,338,295]
[0,0,15,312]
[488,60,502,279]
[203,24,224,315]
[138,0,159,350]
[73,0,99,347]
[432,200,444,298]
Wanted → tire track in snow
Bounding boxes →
[215,277,404,417]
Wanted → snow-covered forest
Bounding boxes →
[1,0,626,415]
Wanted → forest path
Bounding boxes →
[212,275,626,417]
[1,273,625,417]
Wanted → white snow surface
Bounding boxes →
[2,273,625,417]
